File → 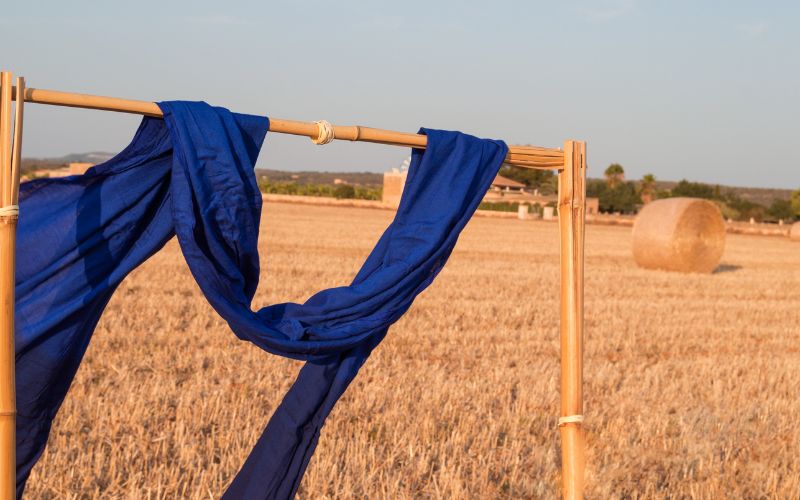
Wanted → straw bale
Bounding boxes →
[790,222,800,242]
[632,197,726,273]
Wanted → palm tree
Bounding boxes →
[791,188,800,218]
[640,173,656,204]
[604,164,625,188]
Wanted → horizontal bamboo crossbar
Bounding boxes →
[6,86,563,170]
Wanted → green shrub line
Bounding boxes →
[258,170,799,223]
[258,178,382,201]
[659,179,796,223]
[478,202,553,213]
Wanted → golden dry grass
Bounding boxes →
[25,202,800,499]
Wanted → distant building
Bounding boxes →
[382,165,599,215]
[489,175,526,194]
[382,168,407,207]
[586,198,599,215]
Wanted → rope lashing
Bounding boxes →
[311,120,335,145]
[0,205,19,218]
[558,414,584,427]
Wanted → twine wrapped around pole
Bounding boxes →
[0,207,18,218]
[311,120,335,145]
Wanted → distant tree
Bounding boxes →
[714,200,740,221]
[587,179,640,214]
[725,194,767,222]
[670,179,716,199]
[767,199,795,221]
[661,180,776,222]
[639,174,657,204]
[655,188,672,199]
[354,185,382,201]
[792,189,800,218]
[540,174,558,196]
[604,164,625,188]
[641,173,656,189]
[333,184,356,199]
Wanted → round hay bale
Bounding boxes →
[632,197,726,273]
[790,222,800,242]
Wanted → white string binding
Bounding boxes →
[558,414,584,427]
[0,205,19,218]
[311,120,335,145]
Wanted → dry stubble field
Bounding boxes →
[26,202,800,499]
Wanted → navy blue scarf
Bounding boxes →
[14,102,506,498]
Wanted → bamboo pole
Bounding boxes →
[7,85,564,170]
[557,140,586,499]
[11,78,24,206]
[0,71,19,500]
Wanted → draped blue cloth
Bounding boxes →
[14,101,507,498]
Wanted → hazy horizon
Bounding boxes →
[18,149,794,192]
[3,1,798,190]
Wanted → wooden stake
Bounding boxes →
[557,140,586,499]
[8,85,563,170]
[0,70,18,500]
[0,73,11,204]
[11,78,24,206]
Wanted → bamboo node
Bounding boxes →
[311,120,335,145]
[0,411,15,417]
[558,414,584,427]
[0,205,19,218]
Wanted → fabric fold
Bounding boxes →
[15,101,507,498]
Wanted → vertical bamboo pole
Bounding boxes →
[0,71,19,500]
[11,78,25,206]
[557,140,586,499]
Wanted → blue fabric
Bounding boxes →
[14,101,507,498]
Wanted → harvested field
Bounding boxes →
[26,202,800,498]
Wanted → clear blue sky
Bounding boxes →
[2,1,798,188]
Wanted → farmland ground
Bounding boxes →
[26,202,800,499]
